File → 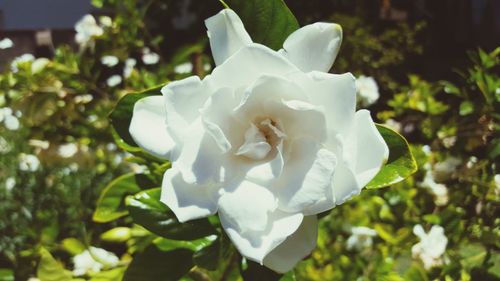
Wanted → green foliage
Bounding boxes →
[222,0,299,50]
[367,125,417,189]
[37,248,73,281]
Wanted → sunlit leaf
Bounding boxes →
[37,248,73,281]
[366,125,417,189]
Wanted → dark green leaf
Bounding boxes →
[404,264,428,281]
[126,188,217,240]
[93,173,141,223]
[193,237,231,271]
[123,245,193,281]
[366,125,418,189]
[0,269,14,281]
[37,248,73,281]
[222,0,299,50]
[459,243,487,270]
[109,85,163,150]
[242,260,283,281]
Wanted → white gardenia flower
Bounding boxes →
[72,247,119,276]
[101,55,119,67]
[355,75,379,107]
[19,153,40,172]
[58,143,78,158]
[174,62,193,74]
[420,166,448,206]
[142,48,160,65]
[123,58,137,78]
[346,226,377,251]
[5,177,16,191]
[412,225,448,270]
[106,75,122,87]
[129,9,389,273]
[0,38,14,49]
[10,54,35,73]
[75,15,104,47]
[433,156,461,181]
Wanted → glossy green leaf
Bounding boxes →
[193,237,231,271]
[61,238,86,255]
[222,0,299,50]
[89,267,126,281]
[37,248,73,281]
[126,188,217,240]
[123,245,193,281]
[154,236,214,253]
[100,227,132,243]
[366,125,417,189]
[0,269,14,281]
[109,85,163,150]
[93,173,141,223]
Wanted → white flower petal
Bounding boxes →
[161,167,219,222]
[288,71,356,136]
[219,180,277,233]
[279,23,342,72]
[161,76,213,141]
[277,138,337,213]
[263,216,318,273]
[173,119,229,185]
[129,96,175,159]
[344,110,389,187]
[205,9,252,65]
[209,44,299,90]
[331,162,360,205]
[220,208,303,264]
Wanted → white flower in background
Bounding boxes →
[421,145,431,155]
[466,156,478,169]
[31,58,50,74]
[101,55,119,67]
[75,15,104,47]
[204,63,212,72]
[495,174,500,189]
[433,156,461,181]
[5,177,16,192]
[412,224,447,270]
[106,75,122,87]
[10,54,35,73]
[346,226,377,250]
[75,94,94,104]
[0,107,20,131]
[384,118,401,132]
[19,153,40,172]
[142,48,160,65]
[72,247,119,276]
[420,165,448,206]
[0,38,14,49]
[27,278,40,281]
[99,16,113,27]
[355,75,379,107]
[0,136,11,153]
[29,139,50,153]
[129,9,389,273]
[58,143,78,158]
[174,62,193,74]
[123,58,137,78]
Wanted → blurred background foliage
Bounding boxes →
[0,0,498,280]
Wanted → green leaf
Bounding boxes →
[100,227,132,243]
[126,188,217,240]
[37,248,73,281]
[193,237,231,271]
[459,101,474,116]
[0,269,14,281]
[366,125,417,189]
[89,267,126,281]
[222,0,299,50]
[154,236,215,252]
[242,260,285,281]
[93,173,141,223]
[459,243,487,270]
[487,252,500,278]
[404,264,428,281]
[109,85,163,151]
[123,245,193,281]
[61,238,86,256]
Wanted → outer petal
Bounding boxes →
[218,180,277,233]
[263,216,318,273]
[220,208,303,264]
[161,167,219,222]
[279,23,342,72]
[161,76,212,141]
[205,9,252,66]
[129,95,175,159]
[174,119,224,185]
[277,138,337,213]
[209,44,299,90]
[344,110,389,187]
[331,162,360,205]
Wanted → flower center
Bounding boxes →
[235,117,285,160]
